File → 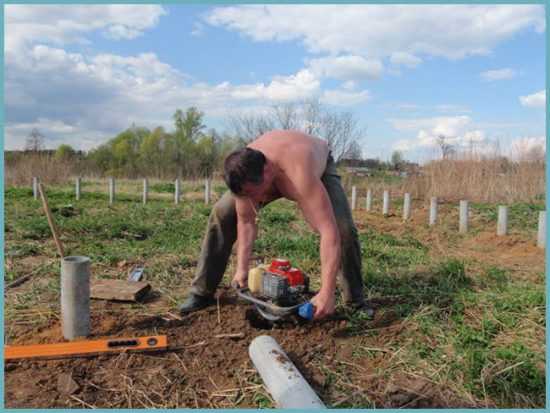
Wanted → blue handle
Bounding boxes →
[298,302,314,320]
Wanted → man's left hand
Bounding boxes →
[310,290,336,320]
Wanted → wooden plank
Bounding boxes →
[5,335,167,360]
[90,279,151,302]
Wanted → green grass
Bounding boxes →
[471,202,545,232]
[4,185,545,408]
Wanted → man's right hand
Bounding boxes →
[232,271,248,289]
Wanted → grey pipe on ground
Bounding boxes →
[249,335,326,409]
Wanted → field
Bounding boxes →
[3,179,546,408]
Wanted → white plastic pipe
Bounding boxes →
[459,200,469,233]
[175,178,180,205]
[537,211,546,249]
[33,177,39,200]
[351,186,357,210]
[143,178,148,205]
[61,256,91,340]
[366,189,372,212]
[205,178,211,205]
[249,335,326,409]
[497,206,508,236]
[75,177,81,201]
[429,197,438,226]
[403,193,411,221]
[382,190,390,216]
[109,177,115,205]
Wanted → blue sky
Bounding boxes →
[4,4,546,161]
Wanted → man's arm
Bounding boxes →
[294,174,341,319]
[233,197,258,287]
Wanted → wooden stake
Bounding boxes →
[214,333,245,339]
[38,183,65,258]
[5,268,41,290]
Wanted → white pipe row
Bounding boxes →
[352,187,545,247]
[32,177,213,205]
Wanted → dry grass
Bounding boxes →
[404,157,545,203]
[342,155,544,204]
[5,152,80,187]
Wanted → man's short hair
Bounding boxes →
[224,147,266,195]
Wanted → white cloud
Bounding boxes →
[321,89,370,106]
[342,81,357,91]
[389,116,471,134]
[5,5,167,52]
[510,136,546,160]
[206,5,544,60]
[389,115,487,151]
[264,70,320,101]
[463,130,486,143]
[308,55,383,80]
[394,139,416,152]
[226,69,320,102]
[5,118,105,151]
[5,40,325,149]
[390,52,422,68]
[519,90,546,108]
[480,68,516,81]
[6,5,352,150]
[4,5,332,150]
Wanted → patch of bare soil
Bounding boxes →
[4,286,470,408]
[354,207,545,275]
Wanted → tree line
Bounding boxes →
[16,101,367,179]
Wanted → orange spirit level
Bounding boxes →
[4,335,167,360]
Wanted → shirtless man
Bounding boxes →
[178,130,366,319]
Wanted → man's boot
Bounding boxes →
[347,300,375,319]
[179,293,215,314]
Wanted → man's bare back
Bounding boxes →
[179,128,365,320]
[247,130,329,204]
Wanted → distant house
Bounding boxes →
[338,158,388,176]
[346,166,371,177]
[338,158,373,176]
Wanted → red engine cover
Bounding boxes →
[270,259,290,271]
[268,259,304,287]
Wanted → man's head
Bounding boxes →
[224,147,267,196]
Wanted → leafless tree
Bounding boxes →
[321,111,363,161]
[227,99,364,161]
[273,102,299,130]
[227,113,275,142]
[342,141,363,160]
[25,128,45,152]
[302,99,323,135]
[436,134,455,159]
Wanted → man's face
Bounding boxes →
[235,162,276,204]
[240,181,270,204]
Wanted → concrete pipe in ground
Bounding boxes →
[429,197,438,226]
[537,211,546,249]
[382,190,390,216]
[61,256,91,340]
[366,189,372,212]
